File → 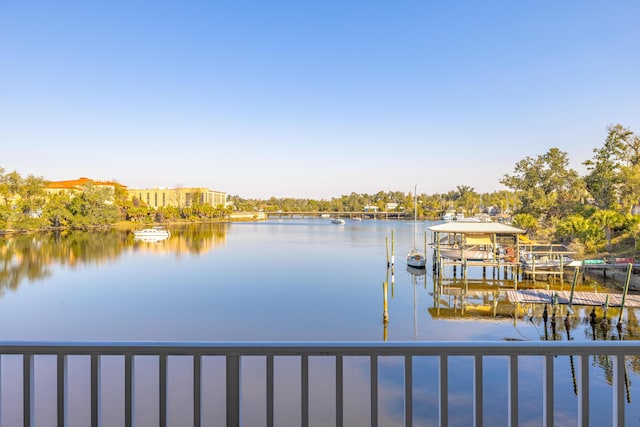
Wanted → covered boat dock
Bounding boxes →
[429,221,527,281]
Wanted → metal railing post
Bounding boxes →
[159,354,167,427]
[508,354,518,427]
[57,354,65,427]
[267,355,274,427]
[473,354,483,427]
[125,353,132,427]
[301,354,309,427]
[439,355,448,427]
[336,355,343,427]
[543,354,553,427]
[226,355,240,427]
[194,354,201,427]
[370,355,378,427]
[578,354,589,427]
[613,354,625,426]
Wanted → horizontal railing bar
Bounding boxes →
[1,341,639,357]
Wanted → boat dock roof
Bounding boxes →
[428,222,526,234]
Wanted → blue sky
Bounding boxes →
[1,1,639,199]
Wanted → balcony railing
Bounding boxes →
[0,340,638,427]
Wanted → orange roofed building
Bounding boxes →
[46,177,126,194]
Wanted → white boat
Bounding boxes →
[331,218,345,224]
[407,185,427,269]
[442,212,455,221]
[435,232,499,261]
[438,245,497,261]
[134,226,171,240]
[520,245,579,269]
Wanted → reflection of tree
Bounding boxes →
[0,230,125,295]
[0,224,229,294]
[0,233,52,292]
[140,223,229,255]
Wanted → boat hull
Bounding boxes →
[133,227,171,239]
[437,247,497,261]
[407,251,427,268]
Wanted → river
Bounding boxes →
[0,219,637,425]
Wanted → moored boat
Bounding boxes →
[134,226,171,240]
[407,185,427,269]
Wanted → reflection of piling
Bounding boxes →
[392,270,395,298]
[383,281,389,323]
[551,293,558,339]
[626,363,631,403]
[569,354,578,395]
[543,305,549,341]
[565,316,578,395]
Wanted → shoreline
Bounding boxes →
[584,268,640,292]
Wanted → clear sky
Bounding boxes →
[1,1,639,199]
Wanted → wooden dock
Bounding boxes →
[505,289,640,307]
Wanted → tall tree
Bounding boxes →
[501,148,580,219]
[590,209,625,251]
[583,124,634,210]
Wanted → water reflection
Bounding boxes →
[0,223,229,293]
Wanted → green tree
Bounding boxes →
[590,209,625,251]
[619,162,640,214]
[624,214,640,250]
[583,124,634,210]
[42,192,73,227]
[501,148,581,219]
[453,185,479,216]
[512,213,538,237]
[16,174,47,217]
[67,185,120,227]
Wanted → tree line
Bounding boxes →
[0,171,231,230]
[2,124,640,255]
[231,124,640,254]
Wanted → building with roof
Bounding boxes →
[46,177,126,193]
[127,187,227,209]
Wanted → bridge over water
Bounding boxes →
[265,211,409,220]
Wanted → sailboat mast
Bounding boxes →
[413,184,418,248]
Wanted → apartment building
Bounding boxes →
[127,187,227,209]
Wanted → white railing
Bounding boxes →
[0,341,637,427]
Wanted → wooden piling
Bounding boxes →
[386,237,390,267]
[618,263,632,326]
[568,267,580,312]
[391,230,395,267]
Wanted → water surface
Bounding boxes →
[1,220,638,426]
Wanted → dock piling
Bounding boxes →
[617,264,632,327]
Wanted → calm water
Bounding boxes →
[1,219,639,426]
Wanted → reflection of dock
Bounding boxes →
[431,282,640,321]
[505,289,640,307]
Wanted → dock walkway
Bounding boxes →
[505,289,640,307]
